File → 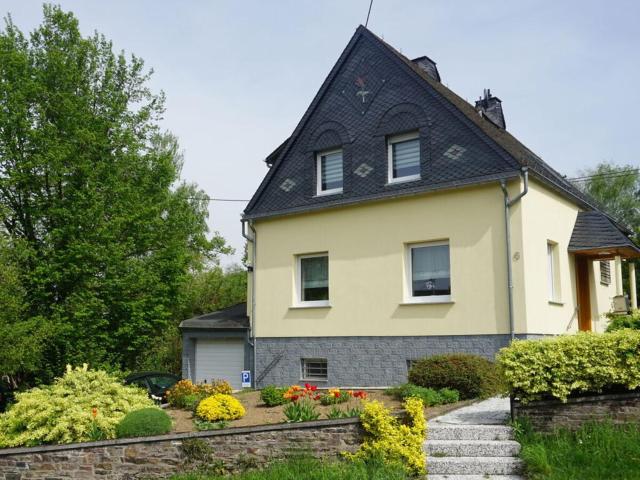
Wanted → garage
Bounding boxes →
[195,338,245,389]
[179,302,251,390]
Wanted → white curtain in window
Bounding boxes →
[321,151,343,190]
[412,245,450,280]
[302,256,328,288]
[393,139,420,171]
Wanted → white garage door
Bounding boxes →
[195,339,245,390]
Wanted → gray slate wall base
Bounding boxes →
[256,334,543,387]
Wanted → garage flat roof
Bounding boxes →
[179,303,249,330]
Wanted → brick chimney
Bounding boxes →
[475,89,506,129]
[411,56,440,82]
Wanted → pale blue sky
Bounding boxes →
[3,1,639,265]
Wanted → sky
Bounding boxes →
[3,0,639,266]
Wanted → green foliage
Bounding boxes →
[283,399,320,423]
[606,310,640,332]
[170,455,408,480]
[514,419,640,480]
[497,330,640,403]
[0,365,153,447]
[408,354,504,399]
[344,398,426,476]
[260,385,289,407]
[115,407,172,438]
[194,419,228,431]
[0,5,231,384]
[326,405,363,419]
[384,384,460,406]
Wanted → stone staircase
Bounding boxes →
[425,423,525,479]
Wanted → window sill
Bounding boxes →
[400,298,454,306]
[387,175,421,186]
[548,300,564,306]
[290,303,332,310]
[314,189,343,197]
[600,282,611,287]
[300,378,328,383]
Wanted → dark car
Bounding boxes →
[0,379,15,413]
[124,372,180,404]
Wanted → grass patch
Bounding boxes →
[514,419,640,479]
[169,455,408,479]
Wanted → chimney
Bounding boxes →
[411,56,440,82]
[475,89,506,129]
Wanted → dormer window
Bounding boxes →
[316,148,343,196]
[388,132,420,183]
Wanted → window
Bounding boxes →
[296,253,329,306]
[547,241,561,302]
[405,241,451,302]
[600,261,611,285]
[388,132,420,183]
[301,358,328,381]
[316,149,343,195]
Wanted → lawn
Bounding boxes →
[515,420,640,480]
[169,455,408,480]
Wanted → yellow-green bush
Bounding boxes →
[497,330,640,403]
[344,397,426,475]
[0,365,153,447]
[195,394,245,422]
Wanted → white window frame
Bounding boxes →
[316,148,343,196]
[404,240,452,304]
[295,253,330,307]
[301,358,328,381]
[547,241,561,302]
[388,131,421,184]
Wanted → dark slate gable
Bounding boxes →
[243,26,608,221]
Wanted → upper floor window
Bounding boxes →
[388,132,420,183]
[405,241,451,303]
[296,253,329,307]
[547,241,561,302]
[600,261,611,285]
[316,149,343,195]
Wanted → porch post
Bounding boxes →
[615,255,623,296]
[630,262,638,310]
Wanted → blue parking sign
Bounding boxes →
[241,370,251,388]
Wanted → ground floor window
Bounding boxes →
[297,253,329,306]
[301,358,328,381]
[405,240,451,302]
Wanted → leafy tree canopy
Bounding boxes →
[0,5,231,384]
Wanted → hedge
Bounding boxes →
[497,330,640,403]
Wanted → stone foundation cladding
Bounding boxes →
[512,391,640,432]
[0,418,362,480]
[255,334,544,387]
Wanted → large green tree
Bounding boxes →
[0,5,229,383]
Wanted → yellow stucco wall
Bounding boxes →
[519,180,617,334]
[253,183,513,338]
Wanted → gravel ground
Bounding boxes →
[430,396,510,425]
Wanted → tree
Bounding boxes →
[0,5,229,383]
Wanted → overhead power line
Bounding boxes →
[187,196,249,203]
[568,169,640,182]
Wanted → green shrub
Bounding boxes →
[283,399,320,422]
[497,330,640,403]
[384,384,459,405]
[0,365,153,447]
[116,407,172,438]
[260,385,289,407]
[606,310,640,332]
[408,354,504,399]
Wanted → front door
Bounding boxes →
[576,256,592,331]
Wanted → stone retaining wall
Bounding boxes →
[0,418,362,479]
[512,391,640,431]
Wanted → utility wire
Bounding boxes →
[365,0,373,27]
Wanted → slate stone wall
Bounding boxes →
[255,334,544,387]
[512,391,640,432]
[0,419,362,480]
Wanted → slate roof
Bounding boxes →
[179,303,249,330]
[568,212,640,256]
[245,25,625,234]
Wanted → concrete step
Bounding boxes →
[428,424,515,441]
[427,456,524,476]
[427,475,526,480]
[426,439,521,457]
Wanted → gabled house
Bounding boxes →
[182,26,640,389]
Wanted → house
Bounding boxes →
[181,26,640,389]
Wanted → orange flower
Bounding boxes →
[91,408,98,419]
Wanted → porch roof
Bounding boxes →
[569,211,640,259]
